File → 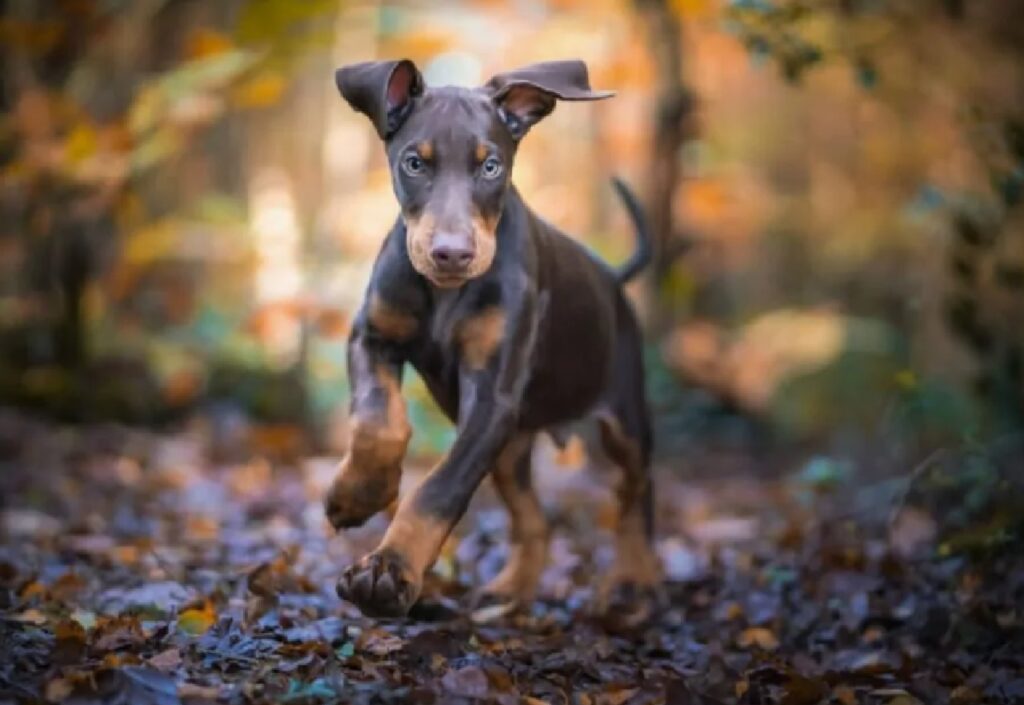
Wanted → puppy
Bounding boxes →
[324,59,660,621]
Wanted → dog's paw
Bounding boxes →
[323,460,399,530]
[336,549,420,617]
[476,564,537,607]
[595,579,667,633]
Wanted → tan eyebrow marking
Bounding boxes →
[474,142,488,163]
[417,141,433,160]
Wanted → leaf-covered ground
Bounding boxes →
[0,409,1021,705]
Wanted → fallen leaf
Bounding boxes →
[596,688,638,705]
[281,678,335,702]
[98,581,196,615]
[92,614,146,652]
[44,677,73,703]
[890,506,937,557]
[50,571,87,600]
[177,682,221,699]
[20,580,47,600]
[64,667,180,705]
[442,666,491,698]
[15,608,48,624]
[55,619,87,642]
[833,685,857,705]
[148,648,182,671]
[782,674,828,705]
[736,679,749,698]
[71,609,97,630]
[360,629,405,656]
[177,599,216,636]
[1,508,61,538]
[738,627,779,650]
[53,618,88,662]
[470,599,518,623]
[689,516,759,544]
[950,685,980,703]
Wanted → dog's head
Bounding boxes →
[335,59,612,288]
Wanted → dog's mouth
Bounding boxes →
[425,271,473,289]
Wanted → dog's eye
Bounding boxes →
[402,154,425,176]
[480,156,503,180]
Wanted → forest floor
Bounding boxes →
[0,409,1021,705]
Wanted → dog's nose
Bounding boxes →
[430,235,474,272]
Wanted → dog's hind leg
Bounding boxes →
[479,433,547,603]
[594,304,663,629]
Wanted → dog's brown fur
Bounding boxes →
[326,58,659,620]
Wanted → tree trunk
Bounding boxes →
[635,0,696,335]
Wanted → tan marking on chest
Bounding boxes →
[368,293,418,341]
[458,307,506,370]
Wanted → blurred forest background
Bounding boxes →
[1,2,1023,700]
[1,0,1022,483]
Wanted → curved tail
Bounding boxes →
[610,177,652,284]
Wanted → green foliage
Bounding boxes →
[915,445,1024,558]
[724,0,826,84]
[797,455,852,490]
[235,0,337,64]
[281,678,337,702]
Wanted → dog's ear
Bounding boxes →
[335,59,424,140]
[483,60,614,139]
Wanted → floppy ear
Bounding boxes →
[483,60,614,139]
[335,59,424,140]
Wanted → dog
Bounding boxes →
[324,58,661,622]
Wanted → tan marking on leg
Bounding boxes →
[417,141,433,161]
[324,365,410,528]
[377,499,451,579]
[598,415,662,590]
[367,293,418,341]
[611,499,662,586]
[404,212,436,280]
[483,434,547,600]
[458,307,505,370]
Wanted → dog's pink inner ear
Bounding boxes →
[387,63,416,111]
[499,85,555,124]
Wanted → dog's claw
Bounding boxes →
[336,550,419,618]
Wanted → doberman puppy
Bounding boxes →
[325,58,661,621]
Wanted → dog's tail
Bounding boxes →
[611,177,652,284]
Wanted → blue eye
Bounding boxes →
[481,156,503,179]
[402,153,425,175]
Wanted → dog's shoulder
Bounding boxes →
[357,217,430,337]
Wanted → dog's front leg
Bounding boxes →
[337,291,542,617]
[324,323,410,530]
